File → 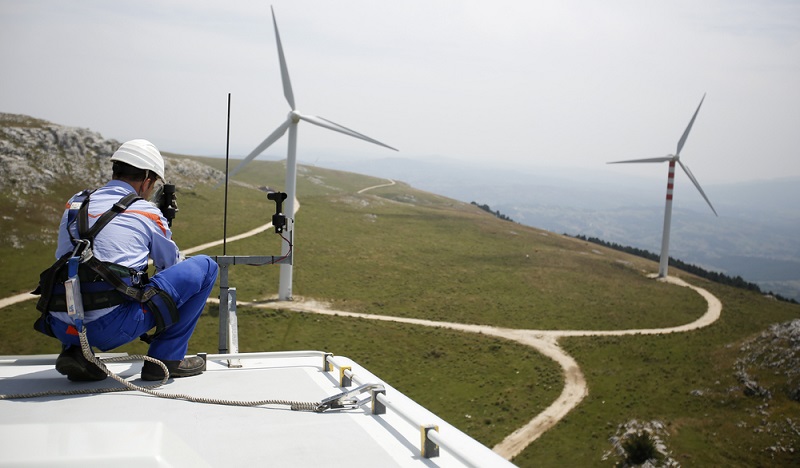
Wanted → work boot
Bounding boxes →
[140,356,206,381]
[55,345,107,382]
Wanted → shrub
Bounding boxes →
[621,431,659,466]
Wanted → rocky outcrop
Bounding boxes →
[735,318,800,402]
[1,114,114,195]
[602,419,679,467]
[732,319,800,459]
[0,112,223,194]
[0,112,225,249]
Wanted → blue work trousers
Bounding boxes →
[49,255,219,361]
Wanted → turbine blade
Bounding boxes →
[607,156,673,164]
[271,6,295,110]
[227,119,291,180]
[676,93,706,156]
[315,116,398,150]
[299,114,398,151]
[678,160,718,216]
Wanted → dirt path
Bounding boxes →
[244,272,722,459]
[1,178,723,461]
[357,178,395,194]
[0,292,37,309]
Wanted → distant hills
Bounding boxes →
[2,111,797,301]
[320,156,800,301]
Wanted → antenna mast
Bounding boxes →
[223,93,231,255]
[213,92,290,357]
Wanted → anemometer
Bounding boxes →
[267,191,288,233]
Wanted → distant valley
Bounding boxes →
[320,156,800,301]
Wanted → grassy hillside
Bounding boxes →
[2,154,798,466]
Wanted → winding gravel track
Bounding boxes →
[244,274,722,459]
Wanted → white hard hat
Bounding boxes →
[110,139,165,180]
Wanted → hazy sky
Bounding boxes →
[1,0,798,184]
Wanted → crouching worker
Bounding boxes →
[33,139,219,382]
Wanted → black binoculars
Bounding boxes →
[157,184,178,227]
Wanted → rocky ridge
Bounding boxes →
[0,112,224,248]
[0,112,223,194]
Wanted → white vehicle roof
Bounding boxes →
[0,350,514,467]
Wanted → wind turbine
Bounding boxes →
[229,7,398,300]
[608,94,717,278]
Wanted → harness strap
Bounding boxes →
[144,289,180,335]
[34,190,179,340]
[66,189,93,247]
[79,192,141,242]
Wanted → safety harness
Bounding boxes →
[33,190,179,342]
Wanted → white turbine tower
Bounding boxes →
[229,7,397,300]
[609,94,717,278]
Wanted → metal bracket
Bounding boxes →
[421,425,440,458]
[339,366,351,387]
[213,255,291,354]
[226,288,242,368]
[315,383,384,413]
[371,386,386,415]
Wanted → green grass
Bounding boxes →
[3,156,799,467]
[0,181,80,295]
[515,283,800,467]
[239,175,708,331]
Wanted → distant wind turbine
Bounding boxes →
[228,6,398,300]
[608,94,717,278]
